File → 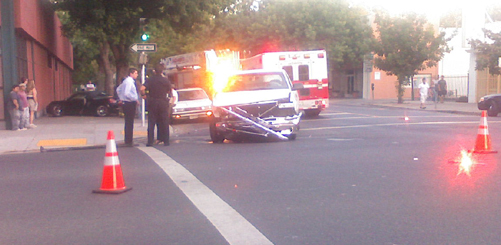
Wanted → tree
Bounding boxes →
[373,13,450,103]
[205,0,374,74]
[56,13,103,89]
[440,9,462,28]
[471,29,501,75]
[53,0,232,95]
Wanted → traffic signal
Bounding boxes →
[139,18,150,41]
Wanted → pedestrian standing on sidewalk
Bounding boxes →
[26,79,38,128]
[7,85,22,131]
[116,68,139,146]
[431,75,439,104]
[437,75,447,103]
[140,64,172,146]
[20,77,28,85]
[17,83,30,129]
[418,78,430,109]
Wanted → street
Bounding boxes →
[2,104,501,245]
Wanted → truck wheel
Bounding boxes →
[487,101,499,117]
[287,133,297,140]
[50,104,63,117]
[95,105,109,117]
[304,109,321,117]
[209,120,225,143]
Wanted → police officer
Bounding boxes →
[140,63,172,146]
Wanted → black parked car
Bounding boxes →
[478,94,501,117]
[46,91,120,117]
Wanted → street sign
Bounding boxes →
[130,43,157,53]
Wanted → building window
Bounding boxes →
[16,35,28,80]
[347,75,355,94]
[0,30,3,88]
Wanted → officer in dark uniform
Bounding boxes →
[140,63,172,146]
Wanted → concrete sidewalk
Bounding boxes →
[0,98,481,155]
[334,98,480,115]
[0,116,149,155]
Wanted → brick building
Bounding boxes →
[1,0,73,129]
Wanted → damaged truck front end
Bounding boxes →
[209,69,302,143]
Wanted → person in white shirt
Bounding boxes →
[116,68,139,146]
[86,81,96,91]
[418,78,430,109]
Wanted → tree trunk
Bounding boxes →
[111,43,132,89]
[98,42,115,95]
[396,77,405,104]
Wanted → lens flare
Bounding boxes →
[210,63,238,94]
[457,150,475,176]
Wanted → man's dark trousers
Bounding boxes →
[147,98,169,145]
[122,101,137,144]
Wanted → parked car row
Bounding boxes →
[46,91,120,117]
[45,89,214,121]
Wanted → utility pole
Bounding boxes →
[1,0,18,129]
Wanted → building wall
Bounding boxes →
[370,66,438,100]
[15,0,73,68]
[1,0,73,128]
[477,69,501,99]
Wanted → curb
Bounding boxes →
[360,103,480,116]
[39,143,141,153]
[40,144,106,153]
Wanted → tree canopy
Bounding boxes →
[471,29,501,75]
[55,0,376,94]
[205,0,374,72]
[53,0,232,94]
[373,13,449,103]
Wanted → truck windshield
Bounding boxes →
[223,73,288,92]
[178,89,208,101]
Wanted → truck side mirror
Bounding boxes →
[292,83,304,90]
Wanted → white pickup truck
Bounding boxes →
[209,69,303,143]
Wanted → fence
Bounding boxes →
[443,75,468,98]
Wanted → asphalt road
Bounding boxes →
[2,104,501,245]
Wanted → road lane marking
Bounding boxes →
[303,115,469,122]
[36,138,87,147]
[138,147,273,245]
[302,120,501,131]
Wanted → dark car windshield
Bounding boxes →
[178,89,209,101]
[223,73,288,92]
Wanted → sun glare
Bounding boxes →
[210,63,237,93]
[457,150,475,176]
[350,0,499,20]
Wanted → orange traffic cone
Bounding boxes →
[473,111,497,154]
[93,130,132,194]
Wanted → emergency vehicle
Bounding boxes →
[160,50,240,98]
[240,50,329,116]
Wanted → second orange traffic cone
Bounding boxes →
[473,111,497,154]
[93,130,132,194]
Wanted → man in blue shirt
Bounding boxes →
[116,68,139,146]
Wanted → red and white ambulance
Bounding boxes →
[240,50,329,116]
